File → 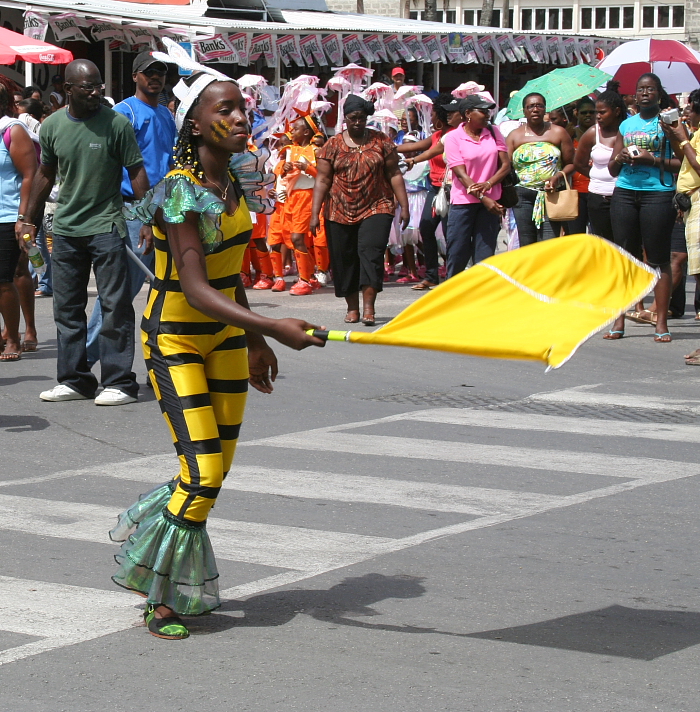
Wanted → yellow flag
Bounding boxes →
[346,234,657,370]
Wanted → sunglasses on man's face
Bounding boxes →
[142,68,167,78]
[68,83,104,93]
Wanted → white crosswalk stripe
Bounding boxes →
[241,431,697,480]
[2,387,699,666]
[0,493,395,571]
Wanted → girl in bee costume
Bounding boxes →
[109,42,323,640]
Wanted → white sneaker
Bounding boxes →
[315,270,329,286]
[40,384,88,402]
[94,388,137,406]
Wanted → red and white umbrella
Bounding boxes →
[597,38,700,95]
[0,26,72,65]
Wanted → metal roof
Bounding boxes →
[7,0,611,39]
[280,10,609,38]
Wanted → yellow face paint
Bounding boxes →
[210,119,232,142]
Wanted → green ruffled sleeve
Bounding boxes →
[123,173,227,254]
[161,174,224,224]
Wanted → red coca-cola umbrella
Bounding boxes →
[0,27,72,65]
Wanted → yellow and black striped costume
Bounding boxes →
[143,169,252,524]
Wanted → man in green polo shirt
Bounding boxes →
[25,59,150,405]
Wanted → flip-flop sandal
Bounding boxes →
[686,355,700,365]
[626,310,656,324]
[144,604,189,640]
[21,341,37,352]
[362,312,376,327]
[0,351,21,361]
[685,348,700,360]
[654,332,672,343]
[411,281,437,291]
[344,311,360,324]
[603,330,624,340]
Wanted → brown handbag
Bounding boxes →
[544,174,579,222]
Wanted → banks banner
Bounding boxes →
[49,13,89,42]
[321,33,343,65]
[300,34,327,66]
[24,12,48,42]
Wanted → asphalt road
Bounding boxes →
[2,273,700,712]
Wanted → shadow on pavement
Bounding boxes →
[187,573,460,637]
[0,375,52,387]
[466,604,700,660]
[0,415,51,432]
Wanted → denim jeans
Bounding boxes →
[610,187,676,266]
[86,217,153,367]
[419,184,448,284]
[512,186,568,246]
[445,202,500,278]
[587,193,614,243]
[52,225,137,398]
[567,192,589,235]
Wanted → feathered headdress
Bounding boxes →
[151,37,236,131]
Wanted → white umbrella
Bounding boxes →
[597,38,700,94]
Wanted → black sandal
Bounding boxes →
[144,603,189,640]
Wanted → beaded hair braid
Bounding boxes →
[172,73,206,180]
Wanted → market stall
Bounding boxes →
[0,0,620,104]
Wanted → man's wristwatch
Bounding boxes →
[17,213,25,220]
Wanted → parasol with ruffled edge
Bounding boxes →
[406,93,434,136]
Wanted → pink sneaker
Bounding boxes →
[252,275,274,290]
[271,278,286,292]
[396,274,420,284]
[309,277,321,290]
[289,280,314,296]
[240,272,252,288]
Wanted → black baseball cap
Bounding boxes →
[132,51,168,74]
[457,95,496,113]
[441,99,461,112]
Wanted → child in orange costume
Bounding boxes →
[268,133,293,291]
[310,133,330,285]
[279,116,321,296]
[249,212,274,289]
[239,141,274,288]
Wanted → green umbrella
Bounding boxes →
[507,66,612,120]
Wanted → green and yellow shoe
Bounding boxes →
[144,604,189,640]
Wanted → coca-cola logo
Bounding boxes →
[40,53,55,61]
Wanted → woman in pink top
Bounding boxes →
[442,95,510,278]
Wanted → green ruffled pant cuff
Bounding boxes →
[110,481,220,616]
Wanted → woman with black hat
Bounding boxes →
[442,95,510,277]
[311,94,409,326]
